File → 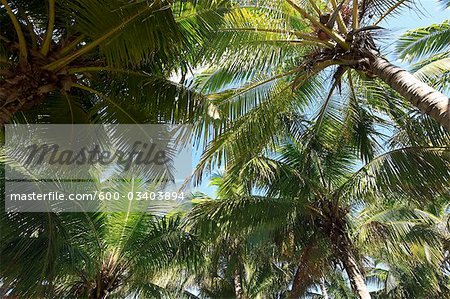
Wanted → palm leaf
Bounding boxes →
[339,147,450,203]
[396,20,450,62]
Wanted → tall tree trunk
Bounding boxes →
[233,267,244,299]
[339,242,371,299]
[370,56,449,130]
[231,242,244,299]
[289,242,320,299]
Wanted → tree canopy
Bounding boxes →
[0,0,449,298]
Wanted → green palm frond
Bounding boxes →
[0,151,200,297]
[1,0,230,124]
[65,70,206,124]
[381,93,450,148]
[13,91,91,124]
[192,77,323,184]
[358,207,444,256]
[323,269,357,299]
[44,0,176,69]
[412,53,450,91]
[188,195,296,238]
[344,71,390,160]
[46,0,227,69]
[339,147,450,203]
[0,209,101,297]
[366,0,418,25]
[396,20,450,62]
[13,62,205,126]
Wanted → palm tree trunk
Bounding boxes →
[233,267,244,299]
[289,242,319,299]
[370,56,449,130]
[340,246,371,299]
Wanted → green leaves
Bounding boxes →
[395,20,450,94]
[0,192,199,297]
[76,70,205,124]
[396,20,450,62]
[1,0,228,123]
[189,195,296,238]
[46,0,181,69]
[0,149,198,297]
[361,0,417,25]
[340,147,450,204]
[358,199,450,298]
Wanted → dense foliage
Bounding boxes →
[0,0,449,298]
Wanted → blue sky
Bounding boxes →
[384,0,449,30]
[380,0,449,62]
[193,0,450,197]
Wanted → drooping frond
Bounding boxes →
[358,206,445,262]
[396,20,450,62]
[339,147,450,204]
[357,200,450,298]
[361,0,418,25]
[188,195,296,238]
[191,77,323,184]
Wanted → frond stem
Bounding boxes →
[1,0,28,64]
[41,0,56,56]
[330,0,348,34]
[352,0,359,29]
[220,27,332,46]
[44,3,155,71]
[374,0,408,26]
[285,0,349,49]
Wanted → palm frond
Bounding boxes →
[339,147,450,204]
[364,0,418,25]
[188,195,296,238]
[396,20,450,62]
[412,53,450,91]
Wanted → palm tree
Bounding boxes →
[188,4,450,290]
[185,175,292,299]
[190,0,449,135]
[0,125,202,298]
[0,171,200,298]
[0,0,224,124]
[188,13,449,294]
[189,110,450,299]
[361,196,450,298]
